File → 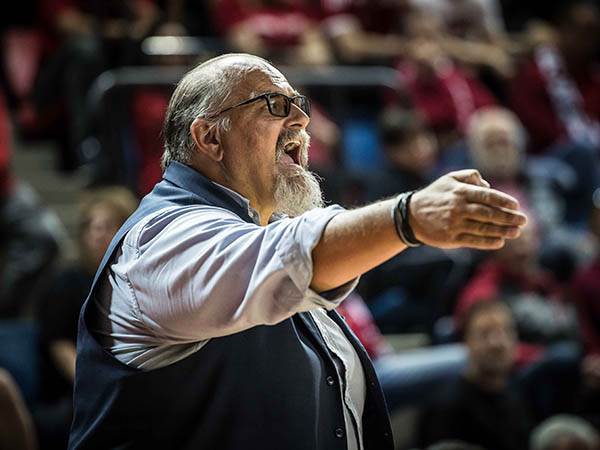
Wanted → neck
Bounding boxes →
[465,365,508,392]
[191,161,274,225]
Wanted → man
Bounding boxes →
[420,301,532,450]
[510,0,600,154]
[69,53,526,450]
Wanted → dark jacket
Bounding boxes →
[69,162,393,450]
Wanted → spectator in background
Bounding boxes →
[572,191,600,428]
[456,219,579,366]
[408,0,516,84]
[409,0,506,39]
[510,0,600,154]
[510,0,600,225]
[456,219,583,421]
[530,415,600,450]
[0,91,60,317]
[0,368,37,450]
[213,0,332,65]
[34,187,137,449]
[396,12,497,149]
[463,107,563,229]
[368,107,437,201]
[440,106,584,277]
[319,0,410,64]
[419,301,532,450]
[33,0,162,171]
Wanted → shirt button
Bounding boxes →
[335,427,344,439]
[326,376,335,386]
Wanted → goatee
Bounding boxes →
[274,130,324,217]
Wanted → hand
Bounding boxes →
[409,169,527,250]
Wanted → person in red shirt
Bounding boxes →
[213,0,332,65]
[396,37,497,148]
[456,218,578,367]
[510,0,600,154]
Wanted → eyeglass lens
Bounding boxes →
[267,94,310,118]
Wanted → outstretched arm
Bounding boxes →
[311,170,527,292]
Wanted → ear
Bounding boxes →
[190,118,224,162]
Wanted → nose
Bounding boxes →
[284,103,310,130]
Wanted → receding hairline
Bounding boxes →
[469,107,521,133]
[193,53,287,86]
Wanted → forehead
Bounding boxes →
[238,65,298,98]
[470,307,513,331]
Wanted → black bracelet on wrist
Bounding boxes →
[393,191,422,247]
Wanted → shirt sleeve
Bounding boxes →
[123,205,358,342]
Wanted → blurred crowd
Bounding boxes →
[1,0,600,449]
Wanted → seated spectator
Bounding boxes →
[213,0,332,65]
[510,0,600,154]
[456,218,584,420]
[572,191,600,359]
[319,0,410,64]
[395,32,497,148]
[456,219,579,366]
[367,107,437,201]
[464,107,564,228]
[409,0,505,40]
[442,106,590,255]
[572,192,600,428]
[0,91,60,317]
[33,186,137,449]
[530,415,600,450]
[419,301,532,450]
[0,368,37,450]
[408,0,516,81]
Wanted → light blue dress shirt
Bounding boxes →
[91,182,367,450]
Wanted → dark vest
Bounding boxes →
[69,162,393,450]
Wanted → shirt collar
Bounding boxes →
[210,181,286,224]
[209,181,262,224]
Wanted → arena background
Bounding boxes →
[1,1,600,449]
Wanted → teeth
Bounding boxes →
[284,141,300,153]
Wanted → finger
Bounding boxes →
[449,169,488,187]
[461,220,522,239]
[456,234,506,250]
[464,185,520,210]
[464,204,528,226]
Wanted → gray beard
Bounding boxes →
[273,130,324,217]
[273,128,324,217]
[273,164,324,217]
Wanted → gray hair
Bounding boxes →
[530,415,600,450]
[161,53,275,169]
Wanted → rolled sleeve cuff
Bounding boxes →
[276,205,359,310]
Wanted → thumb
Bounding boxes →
[449,169,490,188]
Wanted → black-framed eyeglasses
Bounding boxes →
[208,92,311,119]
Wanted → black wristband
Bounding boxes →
[394,191,422,247]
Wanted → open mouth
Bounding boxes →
[282,141,302,166]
